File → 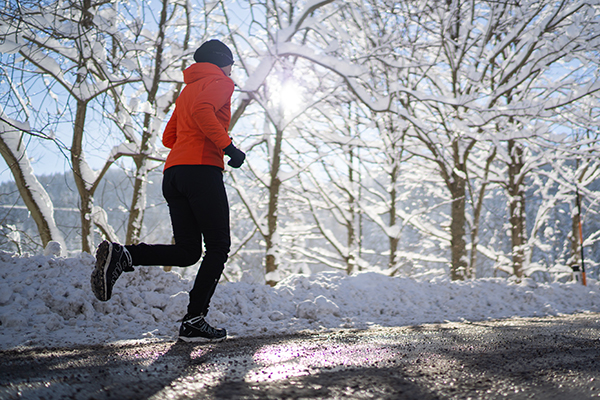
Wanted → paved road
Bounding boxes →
[1,313,600,399]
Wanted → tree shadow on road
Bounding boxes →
[399,314,600,399]
[147,331,442,400]
[0,339,214,399]
[3,314,598,399]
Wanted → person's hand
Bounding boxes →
[223,143,245,168]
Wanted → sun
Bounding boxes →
[279,80,304,114]
[269,76,305,117]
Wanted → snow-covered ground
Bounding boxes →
[1,250,599,350]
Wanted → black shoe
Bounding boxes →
[179,314,227,343]
[91,240,133,301]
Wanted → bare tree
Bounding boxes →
[0,0,143,252]
[0,115,67,253]
[106,0,196,245]
[485,0,600,277]
[297,99,366,275]
[221,0,337,284]
[374,0,600,280]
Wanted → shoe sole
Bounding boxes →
[91,241,112,301]
[178,335,227,343]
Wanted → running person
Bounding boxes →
[90,39,245,343]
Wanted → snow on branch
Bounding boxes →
[278,0,336,41]
[0,113,66,253]
[92,206,119,243]
[276,42,392,112]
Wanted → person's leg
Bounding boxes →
[125,166,202,267]
[93,166,208,303]
[124,165,229,317]
[184,166,231,317]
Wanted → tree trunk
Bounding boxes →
[126,167,148,245]
[265,127,283,285]
[125,111,153,245]
[126,0,172,245]
[346,146,356,275]
[71,99,94,254]
[569,208,581,270]
[449,167,468,281]
[389,162,399,271]
[71,0,95,253]
[507,139,526,278]
[0,131,65,252]
[468,147,496,279]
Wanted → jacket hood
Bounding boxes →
[183,62,227,84]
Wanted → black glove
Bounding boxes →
[223,143,245,168]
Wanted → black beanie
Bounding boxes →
[193,40,234,67]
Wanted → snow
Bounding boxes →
[0,119,67,255]
[1,250,599,351]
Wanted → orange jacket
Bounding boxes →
[162,63,234,170]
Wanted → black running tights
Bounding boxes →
[125,165,231,316]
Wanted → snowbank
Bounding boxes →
[1,251,599,350]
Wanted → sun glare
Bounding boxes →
[271,78,305,116]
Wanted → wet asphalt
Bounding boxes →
[1,313,600,399]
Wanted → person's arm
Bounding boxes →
[191,78,235,150]
[162,109,178,149]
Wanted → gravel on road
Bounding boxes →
[1,312,600,399]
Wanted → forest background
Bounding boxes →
[1,0,599,286]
